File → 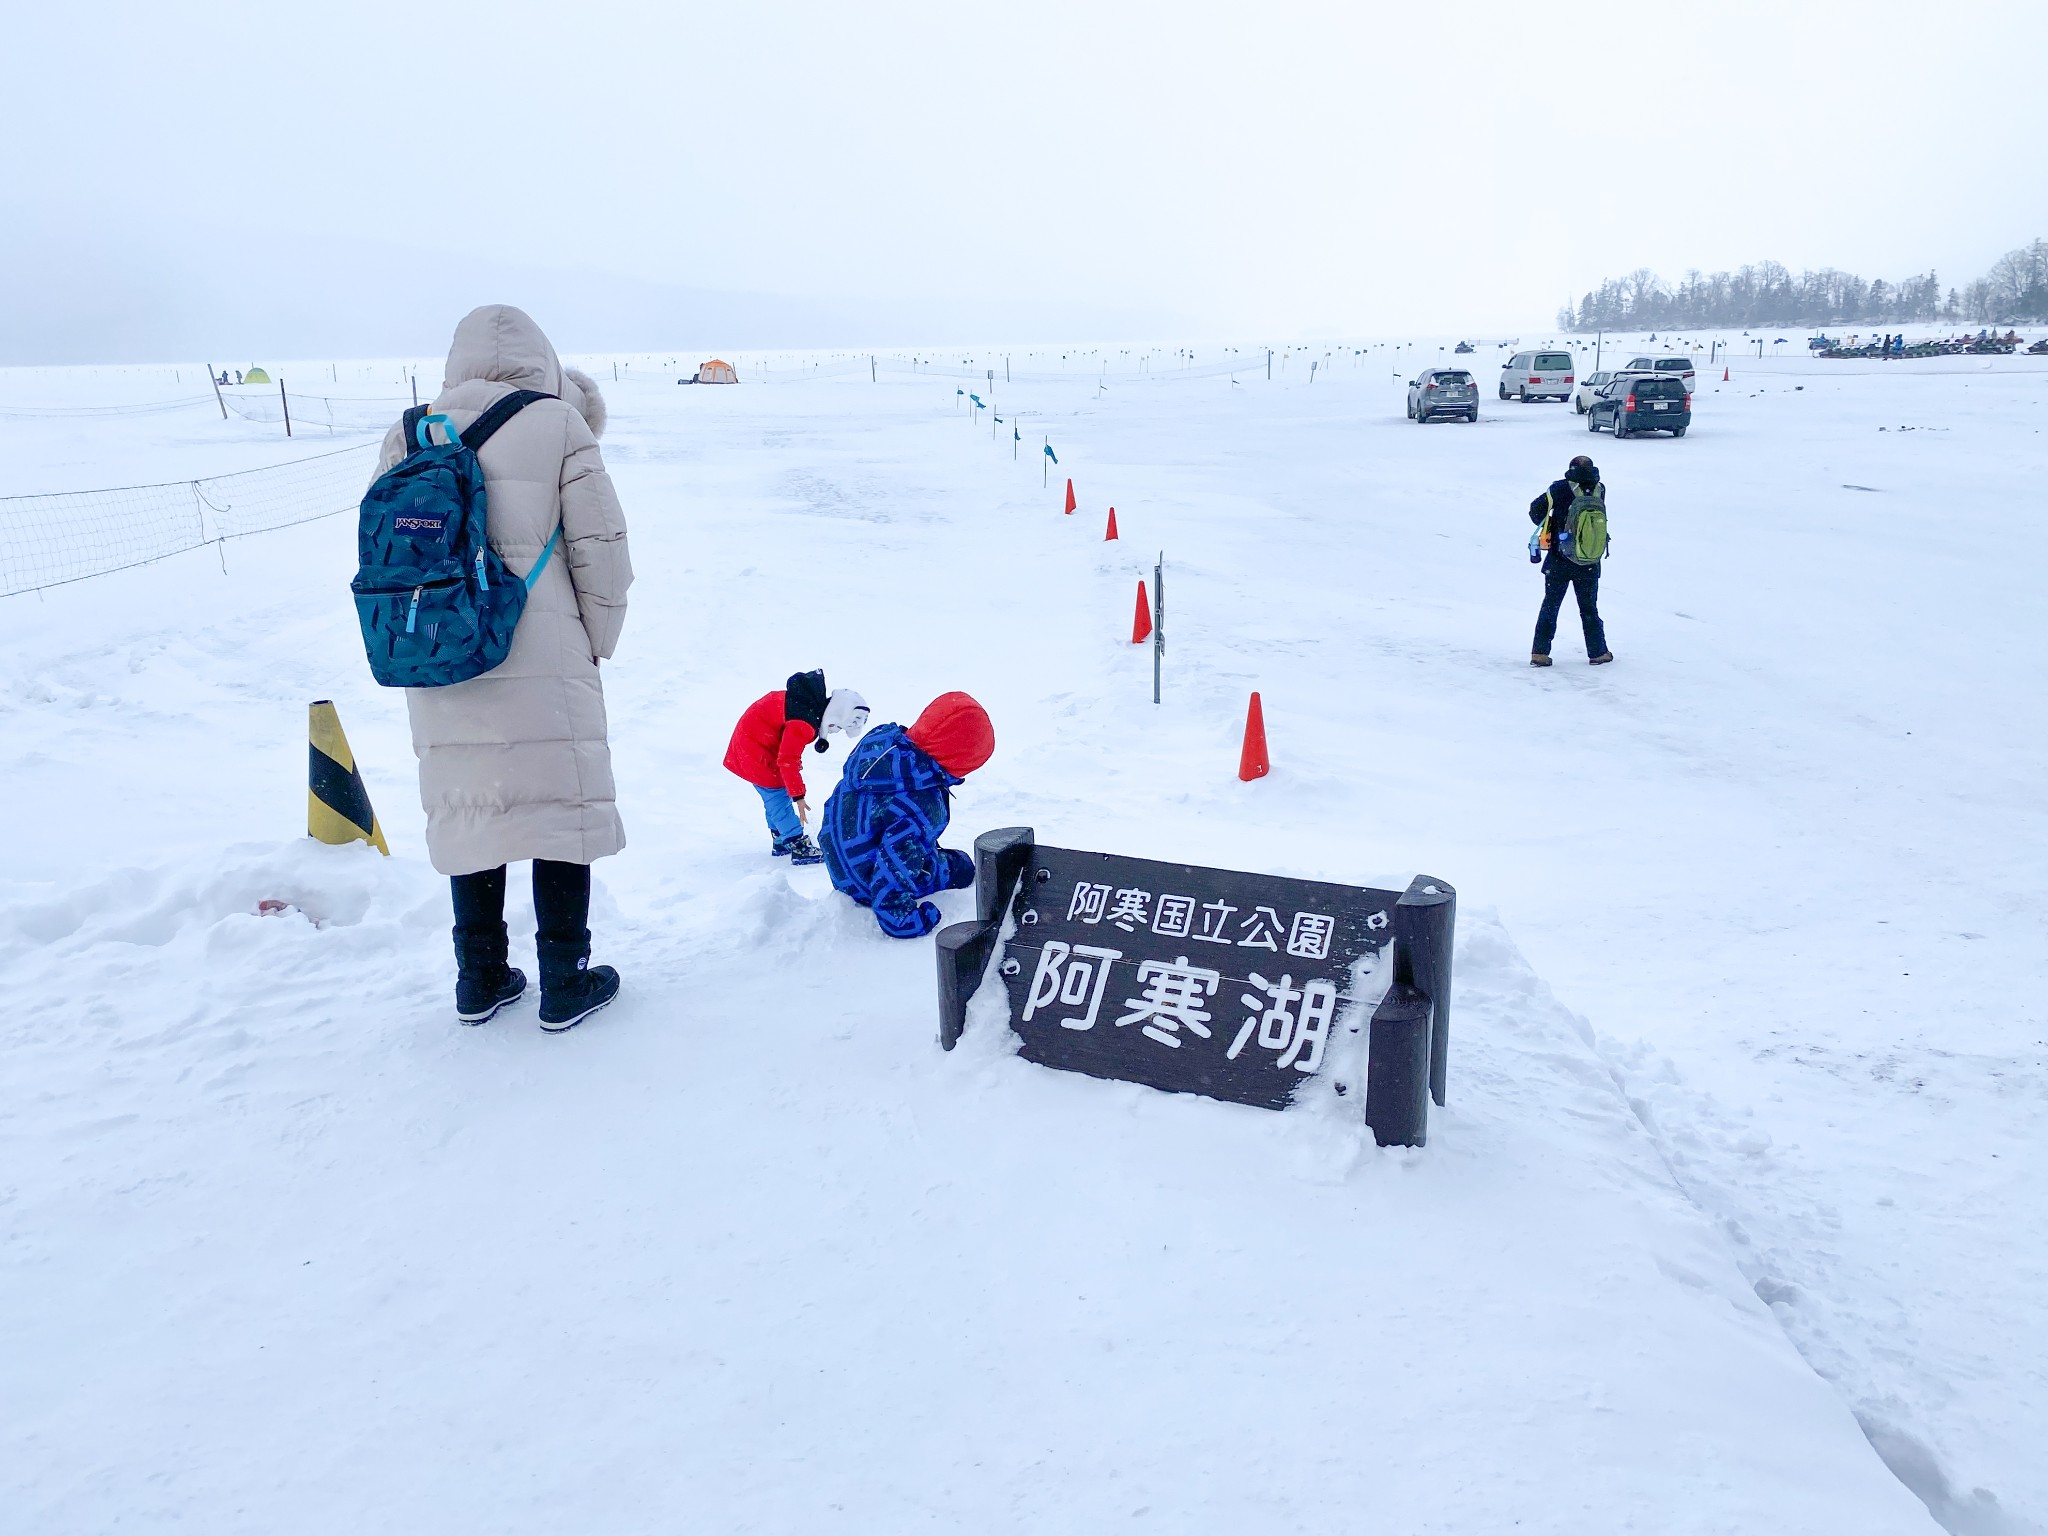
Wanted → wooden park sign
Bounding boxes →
[936,829,1455,1146]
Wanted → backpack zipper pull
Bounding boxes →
[474,549,488,590]
[405,586,422,634]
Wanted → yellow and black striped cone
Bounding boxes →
[308,700,389,855]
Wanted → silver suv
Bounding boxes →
[1407,368,1479,423]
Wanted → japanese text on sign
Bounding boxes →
[1064,881,1340,960]
[1003,848,1403,1111]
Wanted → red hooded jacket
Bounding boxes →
[724,679,827,798]
[906,692,995,778]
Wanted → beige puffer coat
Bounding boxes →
[372,305,633,876]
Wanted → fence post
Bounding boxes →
[279,379,292,438]
[207,365,226,420]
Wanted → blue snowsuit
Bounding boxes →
[819,724,976,938]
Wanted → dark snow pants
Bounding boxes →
[450,860,592,942]
[1533,559,1607,658]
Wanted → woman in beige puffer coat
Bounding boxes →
[373,304,632,1031]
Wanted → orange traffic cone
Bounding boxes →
[1105,506,1119,541]
[1132,580,1153,644]
[1722,365,1730,381]
[1237,692,1270,782]
[1064,478,1077,515]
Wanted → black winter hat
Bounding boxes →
[784,669,830,749]
[1567,455,1600,487]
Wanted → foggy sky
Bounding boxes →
[6,0,2045,363]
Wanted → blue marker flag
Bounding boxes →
[1044,443,1058,464]
[970,394,985,408]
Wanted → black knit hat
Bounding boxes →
[1567,455,1599,486]
[784,669,829,748]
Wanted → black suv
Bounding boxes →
[1588,375,1690,438]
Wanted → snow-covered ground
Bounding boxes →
[2,336,2041,1534]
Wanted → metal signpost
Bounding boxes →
[1152,553,1164,704]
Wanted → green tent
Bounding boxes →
[243,366,271,384]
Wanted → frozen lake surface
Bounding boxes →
[2,338,2041,1533]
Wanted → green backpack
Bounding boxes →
[1561,481,1608,564]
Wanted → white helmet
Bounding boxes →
[821,689,870,740]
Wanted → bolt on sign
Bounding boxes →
[1002,847,1398,1108]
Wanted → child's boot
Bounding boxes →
[773,832,825,867]
[536,933,621,1033]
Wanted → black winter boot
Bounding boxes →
[453,924,527,1024]
[773,832,825,866]
[536,933,621,1033]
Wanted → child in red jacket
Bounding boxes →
[723,669,869,865]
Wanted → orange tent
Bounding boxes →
[696,359,738,384]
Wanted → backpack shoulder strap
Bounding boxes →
[460,389,558,454]
[399,405,429,457]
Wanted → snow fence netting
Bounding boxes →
[0,442,380,596]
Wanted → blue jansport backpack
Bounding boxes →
[351,389,560,687]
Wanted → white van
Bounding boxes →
[1622,354,1699,394]
[1499,349,1577,403]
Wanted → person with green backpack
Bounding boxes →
[1526,454,1614,667]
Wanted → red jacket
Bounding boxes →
[724,691,817,798]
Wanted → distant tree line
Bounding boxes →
[1559,237,2048,331]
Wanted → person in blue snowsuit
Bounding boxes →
[819,691,995,938]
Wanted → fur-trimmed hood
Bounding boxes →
[441,304,606,440]
[562,366,608,440]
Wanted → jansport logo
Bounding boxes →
[394,517,445,533]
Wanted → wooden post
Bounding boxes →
[410,372,419,408]
[279,378,292,437]
[207,364,226,420]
